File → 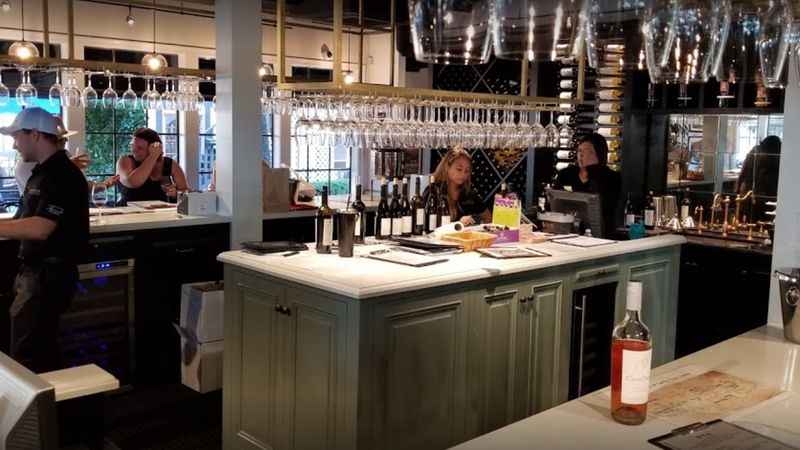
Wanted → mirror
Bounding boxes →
[666,113,783,223]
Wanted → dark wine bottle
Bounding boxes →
[411,176,425,235]
[315,186,334,254]
[438,181,451,226]
[643,191,656,229]
[401,178,412,237]
[376,178,391,240]
[498,182,508,199]
[425,175,439,232]
[352,184,366,244]
[624,193,636,227]
[390,179,402,237]
[681,189,691,220]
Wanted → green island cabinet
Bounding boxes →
[221,237,683,450]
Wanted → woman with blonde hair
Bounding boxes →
[425,146,492,226]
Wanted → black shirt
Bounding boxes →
[423,183,488,223]
[555,164,621,236]
[15,150,89,264]
[118,155,173,204]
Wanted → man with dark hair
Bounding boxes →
[737,135,781,221]
[0,107,89,372]
[555,132,622,236]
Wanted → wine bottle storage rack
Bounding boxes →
[596,41,625,171]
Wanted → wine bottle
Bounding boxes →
[557,150,576,160]
[608,151,620,164]
[597,77,624,88]
[425,175,439,232]
[438,182,451,226]
[316,186,334,254]
[352,184,366,244]
[605,43,625,53]
[598,103,623,113]
[608,139,621,152]
[560,79,578,89]
[498,182,508,199]
[376,178,391,240]
[390,179,403,237]
[597,115,622,126]
[680,189,691,220]
[401,178,412,237]
[555,162,570,171]
[598,127,622,138]
[412,177,425,235]
[598,89,623,101]
[643,191,655,229]
[611,281,652,426]
[537,184,549,213]
[624,193,636,227]
[598,66,622,76]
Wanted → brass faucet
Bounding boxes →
[734,191,753,229]
[722,196,731,237]
[710,193,722,229]
[694,205,704,233]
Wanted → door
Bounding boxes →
[223,271,283,450]
[277,288,351,450]
[513,279,569,419]
[371,293,470,450]
[628,259,676,367]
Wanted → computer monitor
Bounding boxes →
[0,352,59,450]
[547,188,605,237]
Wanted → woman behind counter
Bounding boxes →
[116,127,189,204]
[426,146,492,226]
[555,133,621,236]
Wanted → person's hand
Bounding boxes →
[148,142,163,160]
[162,183,177,198]
[460,216,476,226]
[103,175,120,187]
[70,154,90,170]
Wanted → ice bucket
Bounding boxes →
[775,268,800,344]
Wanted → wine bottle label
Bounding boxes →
[402,216,412,233]
[559,80,575,89]
[597,78,624,88]
[538,197,546,210]
[680,205,689,220]
[322,218,333,246]
[441,215,451,226]
[416,209,425,225]
[644,210,655,227]
[597,115,621,125]
[555,162,570,171]
[392,218,403,236]
[598,90,623,100]
[598,103,622,113]
[429,214,437,231]
[621,349,652,405]
[560,68,574,77]
[625,214,635,226]
[380,218,391,237]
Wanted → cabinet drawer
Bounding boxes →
[574,264,620,284]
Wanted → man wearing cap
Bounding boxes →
[0,107,89,372]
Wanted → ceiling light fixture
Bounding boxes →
[141,0,167,73]
[1,1,10,13]
[9,0,39,62]
[126,4,135,26]
[258,63,273,78]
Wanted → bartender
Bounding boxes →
[425,146,492,225]
[0,107,89,372]
[555,133,621,235]
[116,127,189,204]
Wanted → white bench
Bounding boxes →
[39,364,120,402]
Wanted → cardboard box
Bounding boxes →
[180,282,224,343]
[177,192,217,216]
[263,167,291,213]
[180,338,223,393]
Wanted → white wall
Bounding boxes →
[769,52,800,328]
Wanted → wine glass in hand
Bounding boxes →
[92,183,110,223]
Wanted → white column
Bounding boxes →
[215,0,263,247]
[769,53,800,327]
[182,110,200,190]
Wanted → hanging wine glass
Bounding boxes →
[101,72,118,109]
[407,0,492,65]
[642,0,732,84]
[161,79,176,111]
[532,111,547,148]
[82,73,98,108]
[545,112,560,148]
[62,69,82,108]
[121,76,138,110]
[550,0,582,62]
[16,70,37,107]
[143,79,161,110]
[492,0,538,61]
[0,71,9,107]
[573,0,600,68]
[49,70,63,106]
[757,0,794,88]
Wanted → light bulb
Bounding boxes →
[126,14,135,26]
[9,41,39,61]
[1,1,10,13]
[141,52,168,73]
[343,72,355,84]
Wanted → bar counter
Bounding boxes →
[452,325,800,450]
[218,234,686,450]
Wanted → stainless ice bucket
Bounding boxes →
[776,268,800,344]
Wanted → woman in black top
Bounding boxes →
[116,128,189,204]
[425,146,492,225]
[555,133,621,235]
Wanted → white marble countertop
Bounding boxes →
[451,326,800,450]
[90,209,230,234]
[218,234,686,299]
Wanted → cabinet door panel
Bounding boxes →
[281,291,349,450]
[225,276,281,450]
[480,289,518,434]
[373,295,468,450]
[514,280,567,419]
[629,259,675,366]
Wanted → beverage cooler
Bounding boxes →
[60,259,136,383]
[568,283,618,399]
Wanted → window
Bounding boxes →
[0,99,61,208]
[198,101,215,191]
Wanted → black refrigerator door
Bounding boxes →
[569,283,617,400]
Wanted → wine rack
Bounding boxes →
[596,42,625,171]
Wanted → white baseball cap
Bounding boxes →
[0,107,76,138]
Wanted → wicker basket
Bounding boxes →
[441,231,497,251]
